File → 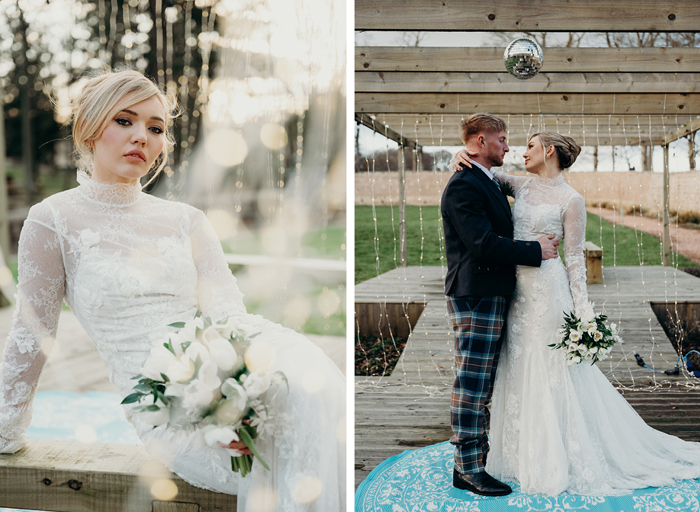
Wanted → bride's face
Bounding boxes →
[523,136,546,174]
[91,95,166,184]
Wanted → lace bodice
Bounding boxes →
[493,171,591,318]
[0,179,248,452]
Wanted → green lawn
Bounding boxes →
[355,205,698,284]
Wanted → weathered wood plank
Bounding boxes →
[356,47,700,73]
[355,0,700,32]
[356,93,700,115]
[356,72,700,94]
[0,440,237,512]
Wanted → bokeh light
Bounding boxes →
[247,485,278,512]
[205,128,248,167]
[291,475,323,504]
[150,478,179,501]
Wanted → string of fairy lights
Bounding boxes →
[357,109,700,393]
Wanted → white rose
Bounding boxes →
[589,346,599,354]
[243,372,273,399]
[593,331,603,342]
[567,355,582,366]
[203,425,238,447]
[185,341,211,364]
[214,398,247,425]
[221,378,249,410]
[201,326,225,345]
[207,337,238,372]
[586,322,597,335]
[610,322,618,334]
[198,360,223,392]
[182,379,215,413]
[570,330,582,342]
[141,344,177,381]
[245,340,276,373]
[165,355,196,383]
[579,304,596,324]
[164,382,186,398]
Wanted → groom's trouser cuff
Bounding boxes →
[446,295,506,474]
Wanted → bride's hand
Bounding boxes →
[220,440,252,455]
[453,149,477,170]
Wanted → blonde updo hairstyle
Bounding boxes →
[72,69,177,186]
[530,132,582,170]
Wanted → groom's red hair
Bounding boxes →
[460,113,507,145]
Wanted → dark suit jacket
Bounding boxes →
[441,164,542,297]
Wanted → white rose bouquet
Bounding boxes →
[549,304,623,366]
[121,312,287,477]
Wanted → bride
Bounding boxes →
[0,70,345,511]
[453,132,700,495]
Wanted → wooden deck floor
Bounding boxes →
[355,265,700,487]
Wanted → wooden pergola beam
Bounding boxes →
[356,0,700,32]
[356,113,418,148]
[356,93,700,115]
[376,114,699,128]
[356,72,700,94]
[661,116,700,144]
[356,47,700,73]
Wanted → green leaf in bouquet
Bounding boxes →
[130,373,144,381]
[181,341,191,351]
[238,426,270,471]
[160,373,170,383]
[164,340,176,356]
[120,392,144,405]
[168,322,187,328]
[144,404,162,412]
[134,383,153,392]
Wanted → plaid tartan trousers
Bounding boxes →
[446,295,508,475]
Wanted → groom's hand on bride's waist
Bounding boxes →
[537,234,559,260]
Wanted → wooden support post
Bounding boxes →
[399,146,407,267]
[663,144,671,266]
[584,241,603,284]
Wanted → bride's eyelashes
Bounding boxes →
[114,117,164,135]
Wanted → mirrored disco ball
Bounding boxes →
[504,37,543,79]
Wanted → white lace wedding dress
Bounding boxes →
[0,178,345,511]
[486,171,700,496]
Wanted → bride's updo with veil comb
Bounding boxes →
[530,132,582,170]
[71,69,177,184]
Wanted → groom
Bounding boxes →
[441,113,559,496]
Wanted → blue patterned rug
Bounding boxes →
[356,441,700,512]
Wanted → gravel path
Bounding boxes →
[588,207,700,265]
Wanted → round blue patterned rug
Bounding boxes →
[355,441,700,512]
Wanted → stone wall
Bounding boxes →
[355,170,700,216]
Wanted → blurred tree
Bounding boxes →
[0,0,219,198]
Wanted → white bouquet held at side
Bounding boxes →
[121,312,287,477]
[549,304,623,365]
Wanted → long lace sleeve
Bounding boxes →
[190,209,247,322]
[562,194,593,319]
[0,203,64,453]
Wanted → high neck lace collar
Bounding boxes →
[535,173,565,187]
[78,177,143,206]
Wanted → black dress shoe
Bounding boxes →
[453,469,512,496]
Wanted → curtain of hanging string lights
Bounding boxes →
[356,106,700,392]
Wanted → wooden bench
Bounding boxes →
[0,440,237,512]
[584,241,603,284]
